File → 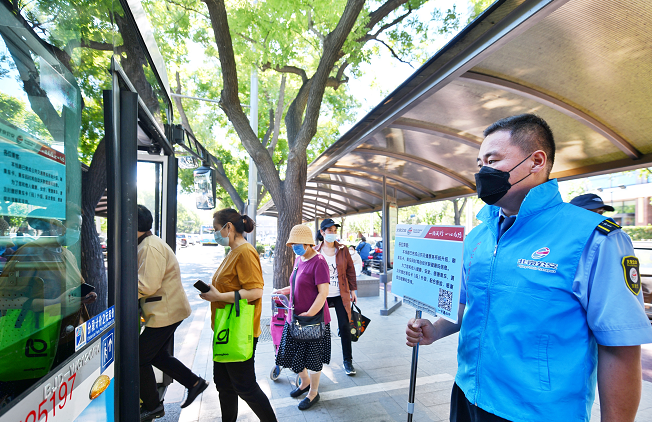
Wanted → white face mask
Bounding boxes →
[324,233,337,243]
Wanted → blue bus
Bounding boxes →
[200,225,217,245]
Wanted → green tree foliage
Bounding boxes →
[141,0,474,288]
[177,202,202,233]
[0,93,53,143]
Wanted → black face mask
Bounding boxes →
[474,153,533,205]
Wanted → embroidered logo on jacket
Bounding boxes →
[531,247,550,259]
[517,259,558,273]
[622,256,641,295]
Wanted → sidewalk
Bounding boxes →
[161,259,652,422]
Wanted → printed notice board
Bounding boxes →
[392,224,464,323]
[0,121,66,218]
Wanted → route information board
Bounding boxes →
[0,121,66,218]
[392,224,464,323]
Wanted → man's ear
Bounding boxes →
[530,150,547,174]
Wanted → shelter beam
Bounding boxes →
[331,166,435,197]
[309,179,384,200]
[460,71,642,159]
[303,194,360,213]
[321,170,420,200]
[389,117,482,149]
[305,187,375,208]
[354,147,476,189]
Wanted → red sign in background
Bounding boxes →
[424,226,464,242]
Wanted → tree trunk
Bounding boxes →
[272,184,305,289]
[452,198,467,226]
[81,137,108,315]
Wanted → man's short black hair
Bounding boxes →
[484,114,556,174]
[137,205,153,232]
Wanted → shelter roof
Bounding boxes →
[259,0,652,221]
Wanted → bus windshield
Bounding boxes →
[199,225,216,245]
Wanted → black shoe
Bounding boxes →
[290,382,311,398]
[298,393,320,410]
[140,403,165,421]
[181,378,209,409]
[343,360,356,376]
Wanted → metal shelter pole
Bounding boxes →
[380,177,401,315]
[382,176,387,310]
[407,310,422,421]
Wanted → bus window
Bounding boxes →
[0,10,87,403]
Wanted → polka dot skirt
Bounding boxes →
[275,322,331,373]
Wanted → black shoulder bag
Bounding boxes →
[288,266,326,342]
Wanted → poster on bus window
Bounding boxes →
[0,121,66,219]
[0,307,115,422]
[392,225,464,323]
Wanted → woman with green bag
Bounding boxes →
[199,208,277,422]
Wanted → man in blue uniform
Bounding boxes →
[406,114,652,422]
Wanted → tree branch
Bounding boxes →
[212,157,245,212]
[268,74,286,156]
[366,0,410,33]
[325,61,350,89]
[165,0,210,19]
[294,0,365,153]
[308,9,326,43]
[372,38,413,67]
[202,0,282,202]
[235,32,259,45]
[262,107,274,147]
[359,7,413,43]
[261,63,308,83]
[175,71,245,211]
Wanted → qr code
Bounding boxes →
[438,289,453,312]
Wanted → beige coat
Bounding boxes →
[138,235,191,328]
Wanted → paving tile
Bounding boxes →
[167,263,652,422]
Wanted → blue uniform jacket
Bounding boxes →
[457,179,651,421]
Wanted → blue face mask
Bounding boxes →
[292,244,306,256]
[60,228,80,246]
[324,233,337,243]
[213,224,231,247]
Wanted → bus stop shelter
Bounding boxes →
[260,0,652,221]
[259,0,652,313]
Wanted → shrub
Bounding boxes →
[256,244,265,255]
[622,225,652,241]
[224,246,231,255]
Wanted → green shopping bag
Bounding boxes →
[0,276,62,381]
[213,291,254,363]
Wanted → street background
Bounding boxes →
[156,244,652,422]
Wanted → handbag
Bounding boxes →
[349,302,370,342]
[212,291,255,363]
[288,266,326,342]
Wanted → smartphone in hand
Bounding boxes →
[194,280,211,293]
[81,283,96,297]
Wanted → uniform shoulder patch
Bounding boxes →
[622,256,641,295]
[596,219,621,235]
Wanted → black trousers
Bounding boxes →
[327,295,353,362]
[140,321,199,410]
[213,338,277,422]
[450,383,510,422]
